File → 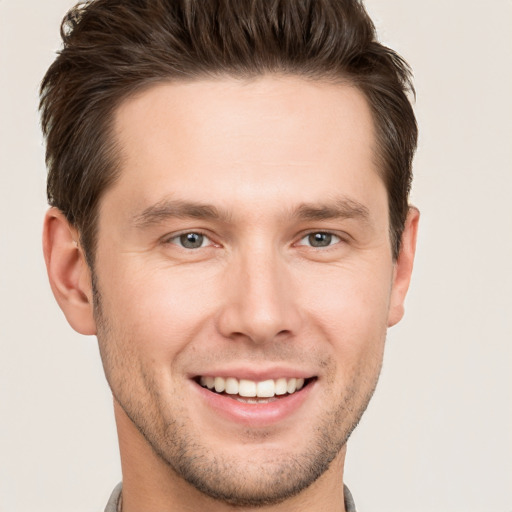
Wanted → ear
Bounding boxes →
[42,208,96,335]
[387,207,420,327]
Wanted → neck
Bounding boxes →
[114,400,348,512]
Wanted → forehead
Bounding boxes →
[107,75,384,221]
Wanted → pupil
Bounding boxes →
[309,233,331,247]
[180,233,203,248]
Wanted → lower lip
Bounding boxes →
[193,381,315,426]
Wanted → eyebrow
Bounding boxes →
[133,199,228,228]
[133,196,370,229]
[295,198,370,223]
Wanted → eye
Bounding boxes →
[298,232,341,248]
[167,232,212,249]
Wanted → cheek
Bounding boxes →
[97,261,221,358]
[297,262,392,360]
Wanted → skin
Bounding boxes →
[43,76,419,512]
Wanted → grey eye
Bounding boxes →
[299,232,341,248]
[179,232,205,249]
[309,233,332,247]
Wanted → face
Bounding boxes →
[91,76,406,506]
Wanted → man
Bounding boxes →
[40,0,419,510]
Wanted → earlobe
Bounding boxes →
[387,207,420,327]
[43,208,97,335]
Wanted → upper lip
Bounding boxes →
[189,366,316,381]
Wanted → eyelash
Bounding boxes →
[163,231,216,249]
[295,231,344,249]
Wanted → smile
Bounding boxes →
[198,376,310,401]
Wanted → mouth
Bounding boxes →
[195,376,315,404]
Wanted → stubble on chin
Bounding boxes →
[114,363,379,508]
[92,277,383,507]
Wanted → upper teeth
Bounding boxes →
[199,376,306,398]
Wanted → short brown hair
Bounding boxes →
[40,0,417,264]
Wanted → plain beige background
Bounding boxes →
[1,1,511,511]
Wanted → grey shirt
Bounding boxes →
[104,482,357,512]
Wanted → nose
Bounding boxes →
[216,249,302,344]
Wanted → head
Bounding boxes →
[41,0,418,508]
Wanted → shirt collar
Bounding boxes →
[105,482,357,511]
